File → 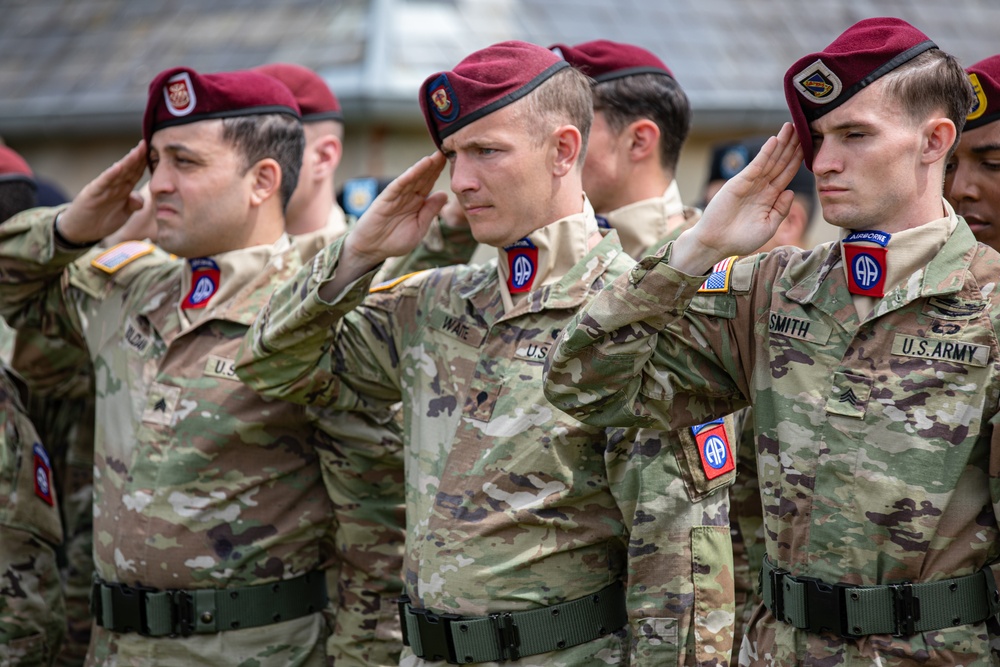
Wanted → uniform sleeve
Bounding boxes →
[0,370,66,665]
[544,242,752,431]
[0,207,90,347]
[610,422,735,667]
[235,237,408,412]
[378,217,478,281]
[312,404,405,667]
[0,206,161,388]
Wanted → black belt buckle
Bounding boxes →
[107,582,149,635]
[170,590,196,637]
[767,564,789,623]
[397,595,411,647]
[799,577,858,638]
[490,612,521,661]
[890,582,920,637]
[409,607,460,663]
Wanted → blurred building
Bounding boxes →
[1,0,996,226]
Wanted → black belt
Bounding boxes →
[92,570,327,637]
[399,580,627,664]
[761,557,1000,637]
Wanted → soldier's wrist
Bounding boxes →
[53,212,97,250]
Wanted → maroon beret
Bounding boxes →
[143,67,301,145]
[784,17,936,169]
[0,145,34,186]
[965,55,1000,132]
[418,40,570,148]
[550,39,673,83]
[253,63,342,122]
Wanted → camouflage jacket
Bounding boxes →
[236,225,734,666]
[0,207,405,667]
[0,365,66,666]
[606,191,739,665]
[545,220,1000,665]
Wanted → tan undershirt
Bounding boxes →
[841,199,958,320]
[496,197,599,313]
[601,181,686,260]
[179,234,292,327]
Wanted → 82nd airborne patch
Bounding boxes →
[33,443,54,506]
[691,419,735,481]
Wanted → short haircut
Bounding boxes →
[515,66,594,164]
[221,113,305,211]
[592,73,691,173]
[880,48,975,154]
[0,181,38,224]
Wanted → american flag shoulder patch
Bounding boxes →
[698,256,738,293]
[91,241,155,274]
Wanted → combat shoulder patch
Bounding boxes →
[692,419,736,480]
[698,256,738,293]
[369,270,430,293]
[91,241,156,274]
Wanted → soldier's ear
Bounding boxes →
[627,119,660,163]
[550,124,583,177]
[311,134,342,181]
[248,158,281,207]
[921,116,956,168]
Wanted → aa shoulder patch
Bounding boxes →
[33,443,54,506]
[91,241,156,274]
[698,256,738,293]
[369,270,430,293]
[691,419,735,480]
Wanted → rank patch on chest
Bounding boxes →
[204,354,238,381]
[33,443,54,506]
[825,371,872,419]
[691,419,735,480]
[142,382,181,426]
[891,334,989,367]
[698,256,737,293]
[91,241,155,274]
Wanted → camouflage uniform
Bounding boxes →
[603,183,739,664]
[0,363,66,666]
[11,326,96,667]
[605,183,765,657]
[236,203,735,666]
[0,207,406,667]
[545,207,1000,665]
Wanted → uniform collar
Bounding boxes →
[495,196,599,313]
[599,181,687,259]
[179,234,292,328]
[787,199,977,313]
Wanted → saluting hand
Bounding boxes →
[55,141,148,245]
[671,123,803,276]
[342,152,449,269]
